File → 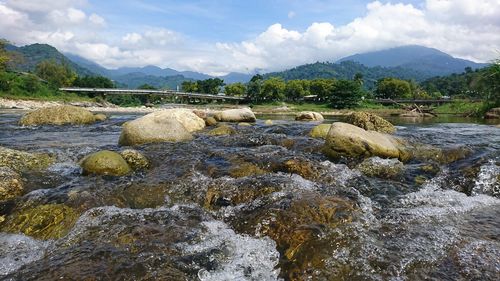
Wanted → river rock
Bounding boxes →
[1,204,79,239]
[93,113,107,122]
[485,107,500,119]
[0,167,23,201]
[264,119,273,125]
[228,162,267,178]
[80,150,131,176]
[205,116,217,126]
[356,157,404,179]
[120,149,149,170]
[347,112,396,133]
[309,124,331,139]
[295,111,324,121]
[19,105,102,126]
[323,122,409,161]
[214,108,256,122]
[208,125,236,136]
[118,114,193,146]
[0,146,54,172]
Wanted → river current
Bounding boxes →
[0,109,499,280]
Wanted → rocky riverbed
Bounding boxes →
[0,107,499,280]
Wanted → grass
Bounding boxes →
[433,100,491,116]
[0,92,95,102]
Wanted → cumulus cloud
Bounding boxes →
[0,0,499,75]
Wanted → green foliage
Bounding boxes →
[197,78,225,95]
[330,80,364,109]
[35,59,76,88]
[284,80,309,101]
[309,78,335,101]
[72,75,115,88]
[262,77,286,101]
[224,82,246,96]
[375,78,412,99]
[181,80,198,92]
[0,39,10,71]
[137,84,156,90]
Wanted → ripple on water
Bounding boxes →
[0,233,50,276]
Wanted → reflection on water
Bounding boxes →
[0,109,499,280]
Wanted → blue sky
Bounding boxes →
[1,0,499,74]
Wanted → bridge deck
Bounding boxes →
[59,87,246,101]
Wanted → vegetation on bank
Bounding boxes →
[1,39,499,115]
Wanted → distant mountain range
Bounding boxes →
[337,45,487,77]
[5,43,489,89]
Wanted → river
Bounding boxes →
[0,109,499,280]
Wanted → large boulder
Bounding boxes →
[309,124,331,139]
[147,108,205,132]
[80,150,131,176]
[118,112,194,146]
[214,108,256,122]
[323,122,409,161]
[485,107,500,119]
[0,167,23,201]
[346,112,396,133]
[295,111,324,121]
[19,105,102,126]
[0,146,54,172]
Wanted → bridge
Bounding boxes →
[59,87,247,102]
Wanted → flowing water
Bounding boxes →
[0,109,499,281]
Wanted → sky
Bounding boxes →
[0,0,499,75]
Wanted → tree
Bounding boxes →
[181,81,198,92]
[284,80,307,101]
[72,75,115,88]
[246,77,263,102]
[138,84,156,90]
[375,78,411,99]
[197,78,225,95]
[354,72,364,86]
[329,80,363,109]
[262,77,285,101]
[0,39,10,71]
[224,82,246,96]
[310,78,335,101]
[35,59,76,88]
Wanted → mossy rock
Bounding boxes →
[264,119,274,125]
[309,124,331,139]
[205,116,217,126]
[229,162,267,178]
[1,204,79,240]
[411,145,471,164]
[0,167,23,201]
[238,122,252,126]
[415,175,428,185]
[208,125,236,136]
[80,150,131,176]
[120,149,149,170]
[19,105,100,126]
[347,112,396,133]
[356,157,404,179]
[0,146,54,172]
[278,158,319,180]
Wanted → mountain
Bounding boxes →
[220,72,254,84]
[7,44,95,76]
[338,45,487,77]
[264,61,431,89]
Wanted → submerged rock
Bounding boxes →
[214,108,256,122]
[1,204,79,240]
[80,150,131,176]
[118,114,193,146]
[228,162,267,178]
[0,146,54,172]
[295,111,324,121]
[119,149,149,170]
[0,167,23,201]
[208,125,237,136]
[264,119,274,125]
[309,124,331,139]
[356,157,404,179]
[347,112,396,133]
[411,145,472,164]
[323,122,409,161]
[19,105,102,126]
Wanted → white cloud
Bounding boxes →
[0,0,499,75]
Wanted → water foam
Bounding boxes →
[0,233,50,276]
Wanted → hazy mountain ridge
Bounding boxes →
[337,45,487,76]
